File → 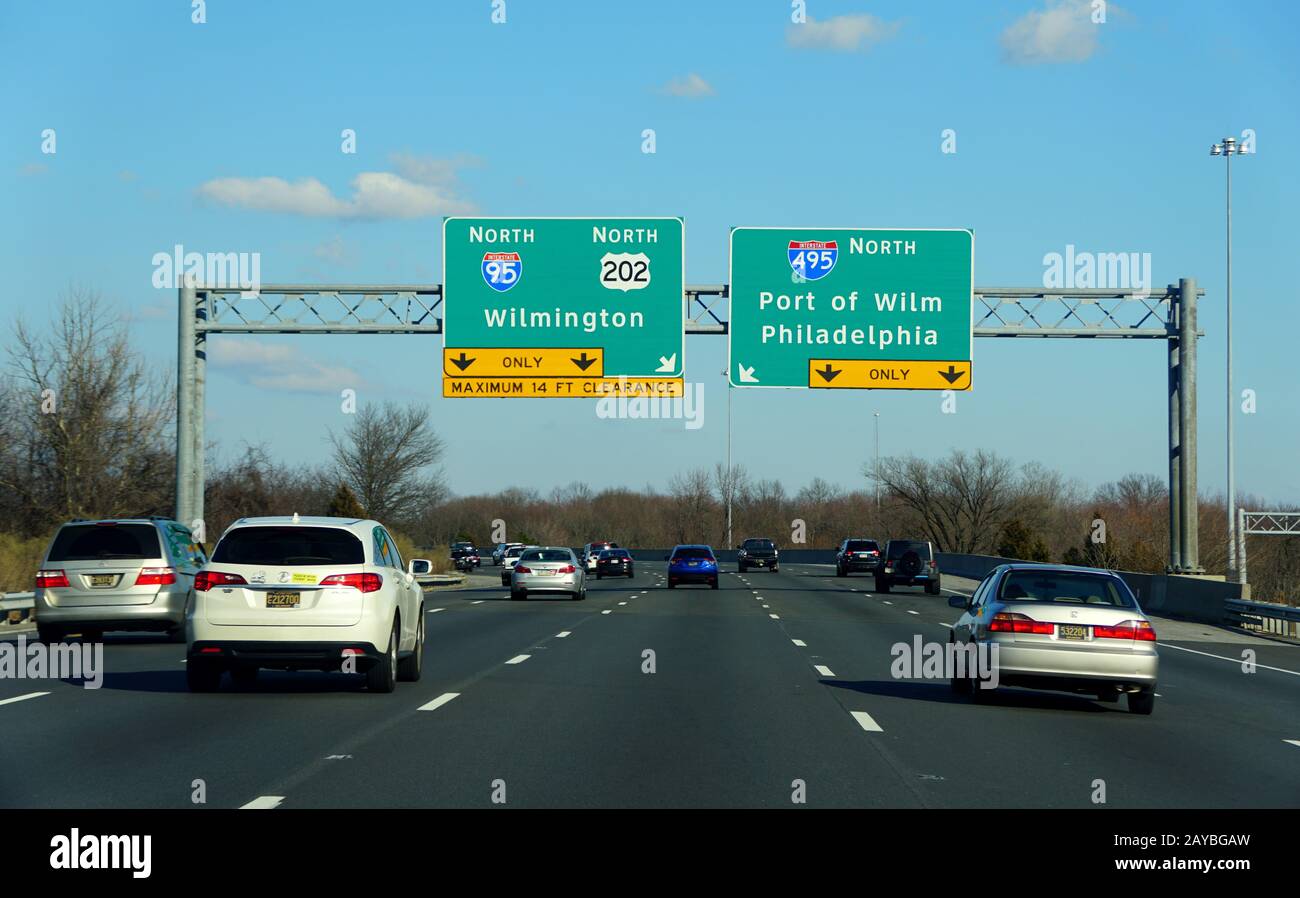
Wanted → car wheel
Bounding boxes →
[597,572,603,579]
[366,619,399,693]
[1128,688,1156,715]
[926,580,941,596]
[950,642,972,694]
[186,661,222,692]
[836,565,846,577]
[36,624,62,644]
[738,564,746,573]
[1095,689,1119,703]
[770,566,778,573]
[710,579,719,590]
[627,570,634,578]
[875,579,890,594]
[397,610,424,682]
[668,581,676,589]
[230,667,259,690]
[166,626,187,644]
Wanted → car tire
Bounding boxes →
[668,581,676,589]
[1096,689,1119,703]
[1128,688,1156,715]
[626,570,634,578]
[186,661,222,692]
[230,667,259,690]
[710,579,719,590]
[366,619,399,693]
[511,589,526,601]
[770,566,778,573]
[950,648,972,693]
[166,626,187,644]
[397,610,424,682]
[597,572,603,580]
[875,578,890,593]
[836,565,846,577]
[926,580,941,596]
[738,564,746,573]
[36,624,62,644]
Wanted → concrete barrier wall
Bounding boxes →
[626,548,837,564]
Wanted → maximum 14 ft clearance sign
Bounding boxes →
[727,228,974,390]
[442,217,685,395]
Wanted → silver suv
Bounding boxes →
[34,517,207,643]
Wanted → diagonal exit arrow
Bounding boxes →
[816,364,841,383]
[571,352,597,371]
[450,352,476,371]
[939,364,965,384]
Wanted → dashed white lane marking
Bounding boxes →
[769,613,780,620]
[907,610,919,616]
[850,711,884,733]
[427,607,445,614]
[601,610,612,615]
[1157,642,1300,677]
[471,600,485,605]
[792,639,807,647]
[418,692,460,712]
[1155,693,1163,698]
[0,692,49,707]
[505,654,530,665]
[240,796,285,809]
[763,605,770,609]
[556,631,571,638]
[618,601,627,606]
[814,665,836,677]
[1285,740,1300,748]
[883,601,893,605]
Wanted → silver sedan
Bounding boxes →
[510,547,586,601]
[948,563,1159,714]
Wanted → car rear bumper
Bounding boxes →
[188,640,384,671]
[514,574,581,592]
[34,588,187,631]
[597,564,632,574]
[739,557,776,567]
[841,560,879,571]
[987,642,1159,688]
[669,569,717,583]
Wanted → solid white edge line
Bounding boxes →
[1157,642,1300,677]
[850,711,883,733]
[427,607,445,613]
[0,691,50,707]
[418,692,460,711]
[240,796,285,809]
[471,600,485,605]
[907,610,919,615]
[505,654,530,665]
[814,665,835,677]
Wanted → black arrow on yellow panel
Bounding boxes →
[816,364,842,383]
[572,352,598,372]
[450,352,476,371]
[939,365,965,385]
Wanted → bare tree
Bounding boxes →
[668,467,716,544]
[0,289,173,536]
[874,449,1018,553]
[329,402,445,524]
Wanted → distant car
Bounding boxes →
[187,515,429,693]
[499,544,531,585]
[667,545,718,589]
[33,517,207,644]
[582,541,618,572]
[450,542,480,571]
[835,538,881,577]
[948,563,1159,714]
[876,539,941,595]
[510,546,586,601]
[492,542,523,565]
[737,538,779,572]
[596,548,635,579]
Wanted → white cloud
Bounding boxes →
[210,340,363,395]
[1001,0,1105,65]
[659,73,715,98]
[787,13,902,52]
[196,154,478,220]
[312,235,355,267]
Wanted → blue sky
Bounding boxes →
[3,0,1297,501]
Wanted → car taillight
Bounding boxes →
[36,569,69,588]
[557,564,576,573]
[195,571,248,592]
[319,572,383,593]
[1093,620,1157,641]
[929,560,937,569]
[988,612,1055,635]
[514,565,532,574]
[135,566,177,586]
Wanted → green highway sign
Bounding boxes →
[728,228,974,390]
[442,217,685,390]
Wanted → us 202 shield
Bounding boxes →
[482,252,522,292]
[788,240,837,281]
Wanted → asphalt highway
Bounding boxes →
[2,563,1297,808]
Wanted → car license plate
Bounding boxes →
[89,574,115,587]
[266,590,300,608]
[1058,624,1086,640]
[535,569,555,576]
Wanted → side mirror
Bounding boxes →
[948,595,969,609]
[409,559,431,575]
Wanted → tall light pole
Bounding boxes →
[873,411,880,511]
[723,367,733,547]
[1211,135,1246,581]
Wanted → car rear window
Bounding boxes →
[48,523,162,562]
[743,539,774,550]
[600,549,630,558]
[846,540,878,551]
[672,547,714,560]
[522,549,572,563]
[888,541,931,559]
[213,527,365,566]
[998,571,1135,608]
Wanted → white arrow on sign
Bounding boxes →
[738,365,759,383]
[656,353,677,373]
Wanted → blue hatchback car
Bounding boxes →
[667,544,719,589]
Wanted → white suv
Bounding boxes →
[186,516,429,693]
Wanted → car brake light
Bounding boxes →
[929,560,937,569]
[195,571,248,591]
[135,566,177,586]
[319,572,383,593]
[199,647,223,654]
[1093,620,1157,641]
[556,564,576,574]
[988,612,1055,635]
[514,565,532,574]
[36,569,69,588]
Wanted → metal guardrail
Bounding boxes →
[1225,598,1300,637]
[1,592,35,613]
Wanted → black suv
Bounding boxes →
[737,538,779,572]
[835,538,881,577]
[876,540,941,594]
[450,542,480,570]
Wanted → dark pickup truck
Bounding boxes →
[737,538,779,573]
